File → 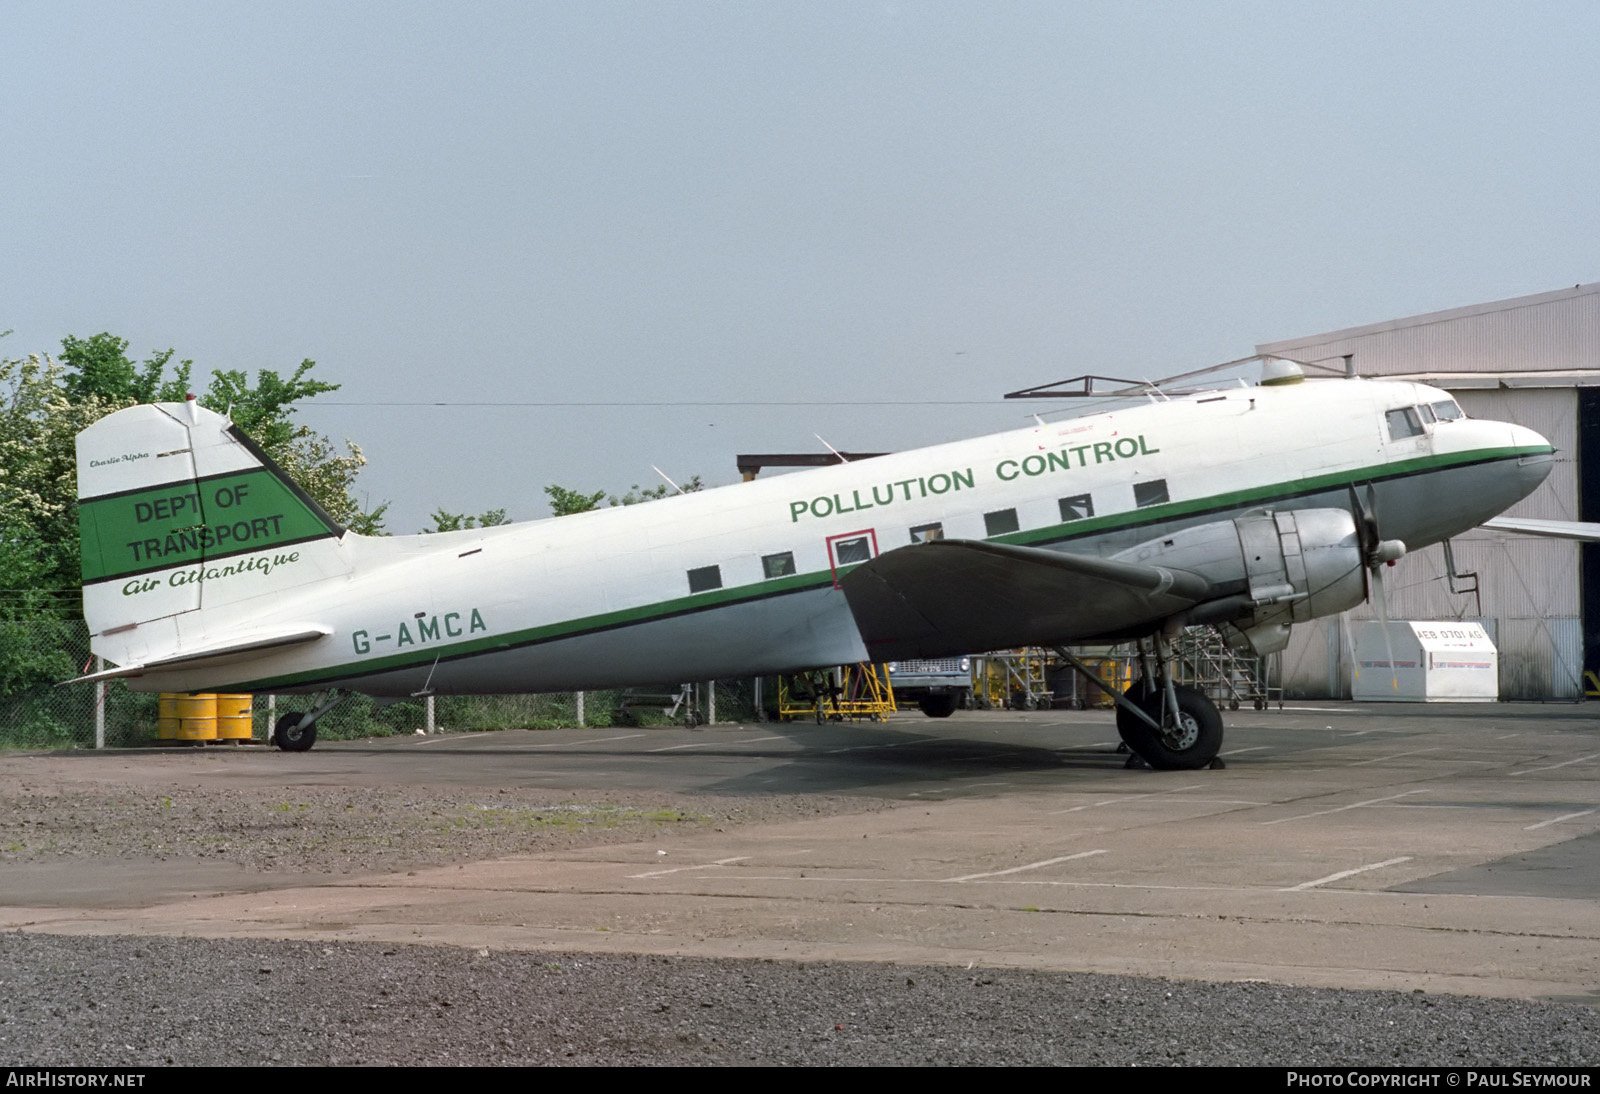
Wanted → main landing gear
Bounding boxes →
[270,690,349,752]
[1053,636,1226,771]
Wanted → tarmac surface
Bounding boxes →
[4,702,1598,1007]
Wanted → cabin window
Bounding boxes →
[825,529,879,587]
[1431,399,1464,421]
[833,535,873,565]
[910,522,944,544]
[1059,494,1094,521]
[1386,407,1425,440]
[1134,479,1169,508]
[762,552,796,579]
[984,508,1019,536]
[687,565,722,593]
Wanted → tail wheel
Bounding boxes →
[1115,682,1222,770]
[918,694,957,719]
[273,713,317,752]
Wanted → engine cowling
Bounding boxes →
[1112,509,1367,655]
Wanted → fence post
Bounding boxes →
[94,657,105,749]
[266,693,275,742]
[425,694,436,735]
[575,690,585,727]
[707,680,716,725]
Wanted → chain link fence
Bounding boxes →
[1,621,773,748]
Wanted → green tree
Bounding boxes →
[424,507,512,533]
[543,476,705,517]
[58,332,192,406]
[544,484,607,517]
[0,352,119,595]
[608,475,704,506]
[0,508,79,693]
[1,351,117,693]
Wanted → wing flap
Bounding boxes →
[839,539,1211,661]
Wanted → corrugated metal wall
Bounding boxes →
[1260,287,1598,700]
[1259,284,1600,375]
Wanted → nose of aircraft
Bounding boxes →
[1508,421,1552,450]
[1505,420,1555,495]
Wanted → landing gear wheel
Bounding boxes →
[1114,679,1157,741]
[1115,682,1222,771]
[273,713,317,752]
[918,694,957,719]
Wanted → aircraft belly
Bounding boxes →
[273,586,870,696]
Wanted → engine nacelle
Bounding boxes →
[1112,509,1367,655]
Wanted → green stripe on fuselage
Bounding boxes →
[80,467,338,583]
[230,566,840,691]
[996,445,1545,548]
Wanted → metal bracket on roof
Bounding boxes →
[1002,374,1151,400]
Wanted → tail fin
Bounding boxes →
[77,398,348,673]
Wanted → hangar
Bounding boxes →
[1256,281,1600,699]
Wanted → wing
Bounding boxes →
[838,539,1211,661]
[1481,516,1600,542]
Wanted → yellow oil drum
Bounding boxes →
[157,694,182,739]
[215,693,254,740]
[174,693,218,741]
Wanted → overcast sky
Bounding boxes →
[6,1,1597,531]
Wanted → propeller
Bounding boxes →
[1351,482,1406,577]
[1349,483,1407,694]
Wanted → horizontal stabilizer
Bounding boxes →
[63,626,331,685]
[839,539,1211,661]
[1482,517,1600,542]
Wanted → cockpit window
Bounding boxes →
[1430,399,1464,421]
[1416,403,1436,425]
[1385,407,1425,440]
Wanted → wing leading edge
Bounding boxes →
[1482,516,1600,542]
[838,539,1212,662]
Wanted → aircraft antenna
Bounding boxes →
[814,433,848,463]
[651,465,687,495]
[413,654,441,697]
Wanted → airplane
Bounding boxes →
[72,359,1557,769]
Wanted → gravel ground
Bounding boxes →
[0,780,883,874]
[2,933,1596,1066]
[2,769,1596,1067]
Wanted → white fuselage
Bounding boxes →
[96,378,1552,695]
